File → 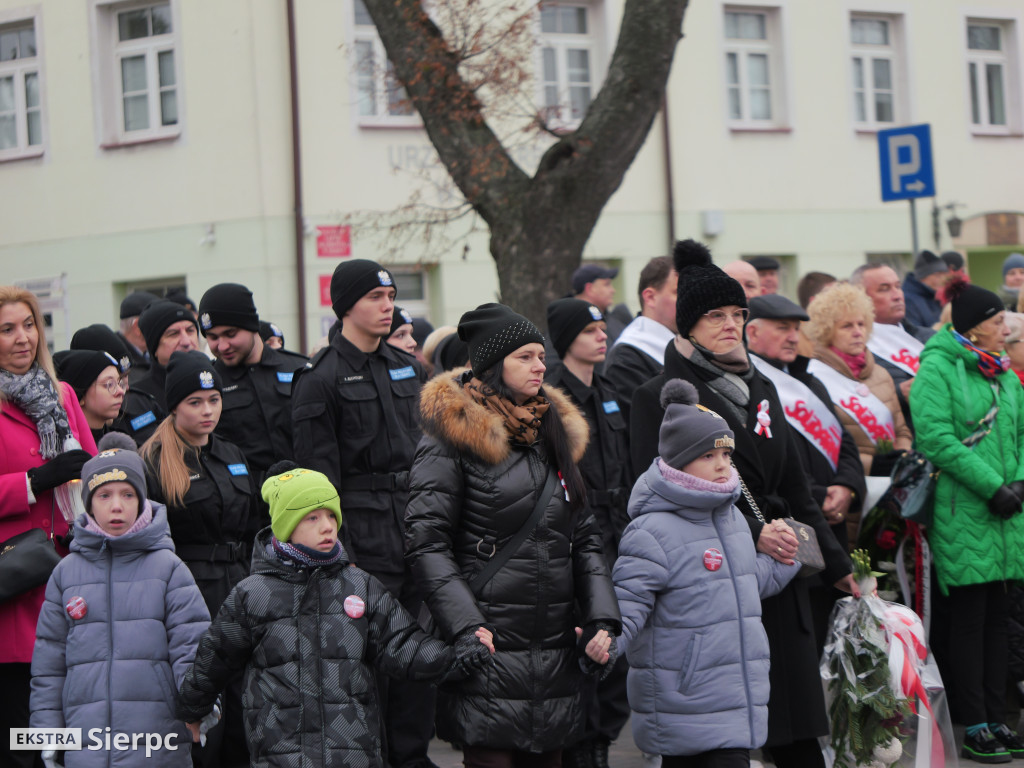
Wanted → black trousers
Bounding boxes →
[766,738,825,768]
[948,581,1009,726]
[0,663,43,768]
[661,748,750,767]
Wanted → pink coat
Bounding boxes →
[0,382,96,663]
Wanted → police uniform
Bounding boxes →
[117,332,151,384]
[112,384,166,445]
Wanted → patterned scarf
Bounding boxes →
[951,328,1011,379]
[830,346,867,378]
[463,375,549,447]
[272,536,344,568]
[0,363,73,460]
[676,337,753,425]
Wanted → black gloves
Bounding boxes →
[577,621,618,680]
[1008,481,1024,505]
[988,485,1022,520]
[870,450,906,478]
[26,450,92,494]
[441,627,493,682]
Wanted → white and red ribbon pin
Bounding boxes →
[755,399,772,438]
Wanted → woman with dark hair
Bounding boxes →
[406,303,620,768]
[629,242,855,768]
[0,286,96,768]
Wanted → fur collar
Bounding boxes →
[419,368,589,466]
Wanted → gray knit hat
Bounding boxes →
[913,250,948,281]
[658,379,735,469]
[80,443,147,513]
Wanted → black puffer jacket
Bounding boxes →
[178,529,457,768]
[406,370,621,753]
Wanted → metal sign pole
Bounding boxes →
[910,199,919,255]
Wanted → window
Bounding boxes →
[92,1,181,145]
[850,14,905,129]
[0,16,43,160]
[965,19,1016,133]
[723,6,785,129]
[539,3,598,125]
[352,0,417,126]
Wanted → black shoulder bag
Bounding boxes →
[418,470,559,637]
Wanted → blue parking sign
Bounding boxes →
[877,124,935,202]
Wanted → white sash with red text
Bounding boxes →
[807,360,897,446]
[751,354,843,471]
[867,323,924,376]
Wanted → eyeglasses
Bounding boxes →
[100,377,129,395]
[701,308,749,327]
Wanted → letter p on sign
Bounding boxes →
[877,123,935,202]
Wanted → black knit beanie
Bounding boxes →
[164,351,223,412]
[547,298,604,358]
[259,321,284,345]
[165,288,196,312]
[435,333,470,372]
[139,300,199,357]
[330,259,396,319]
[673,239,748,337]
[946,278,1005,335]
[119,291,159,319]
[71,324,132,374]
[389,306,414,337]
[457,303,545,376]
[53,350,120,399]
[198,283,260,335]
[658,379,735,470]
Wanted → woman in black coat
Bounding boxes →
[405,304,621,768]
[629,242,855,768]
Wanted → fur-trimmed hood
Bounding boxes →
[419,368,589,466]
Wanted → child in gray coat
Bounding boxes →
[30,443,210,768]
[613,380,799,768]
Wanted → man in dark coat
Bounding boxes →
[901,250,950,328]
[117,291,158,383]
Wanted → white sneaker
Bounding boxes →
[641,754,662,767]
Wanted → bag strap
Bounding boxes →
[733,461,766,525]
[468,469,558,597]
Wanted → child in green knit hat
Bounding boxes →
[179,466,494,765]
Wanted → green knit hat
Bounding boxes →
[261,468,342,542]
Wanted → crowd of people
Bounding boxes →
[2,245,1024,767]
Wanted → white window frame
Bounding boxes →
[349,0,420,129]
[89,0,183,147]
[722,4,788,131]
[535,1,605,129]
[964,16,1021,136]
[0,8,44,162]
[848,12,906,131]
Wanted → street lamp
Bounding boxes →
[931,202,966,247]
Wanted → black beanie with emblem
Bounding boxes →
[71,324,132,374]
[330,259,396,320]
[198,283,260,335]
[139,300,199,358]
[164,350,223,412]
[546,298,605,358]
[673,239,748,338]
[53,350,121,399]
[458,303,545,376]
[389,306,414,337]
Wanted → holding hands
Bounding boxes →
[575,621,618,679]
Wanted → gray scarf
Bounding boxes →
[0,363,73,459]
[677,337,753,425]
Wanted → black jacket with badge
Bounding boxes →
[544,363,631,561]
[144,435,257,617]
[178,529,458,768]
[112,385,166,446]
[630,341,851,747]
[405,371,621,753]
[603,342,664,447]
[291,334,425,578]
[213,344,307,481]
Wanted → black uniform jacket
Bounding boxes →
[603,341,665,450]
[114,363,167,446]
[291,334,425,578]
[544,363,631,561]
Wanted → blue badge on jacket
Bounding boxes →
[276,371,294,383]
[227,464,248,476]
[602,400,621,414]
[131,411,156,431]
[389,366,416,381]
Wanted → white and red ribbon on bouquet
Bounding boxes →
[883,604,945,768]
[754,399,772,438]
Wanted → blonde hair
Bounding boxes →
[0,286,62,412]
[804,282,875,348]
[140,417,198,507]
[934,302,952,332]
[1005,312,1024,344]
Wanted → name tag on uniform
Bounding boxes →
[222,384,239,393]
[131,411,156,431]
[343,375,366,383]
[389,366,416,381]
[277,371,294,383]
[602,400,621,414]
[227,464,248,476]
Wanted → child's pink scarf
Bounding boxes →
[657,459,739,493]
[83,500,154,539]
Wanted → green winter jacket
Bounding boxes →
[910,326,1024,592]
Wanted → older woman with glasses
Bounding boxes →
[629,242,854,768]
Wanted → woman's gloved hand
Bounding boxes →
[1007,481,1024,508]
[26,450,92,494]
[988,484,1022,520]
[869,450,906,478]
[441,626,494,682]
